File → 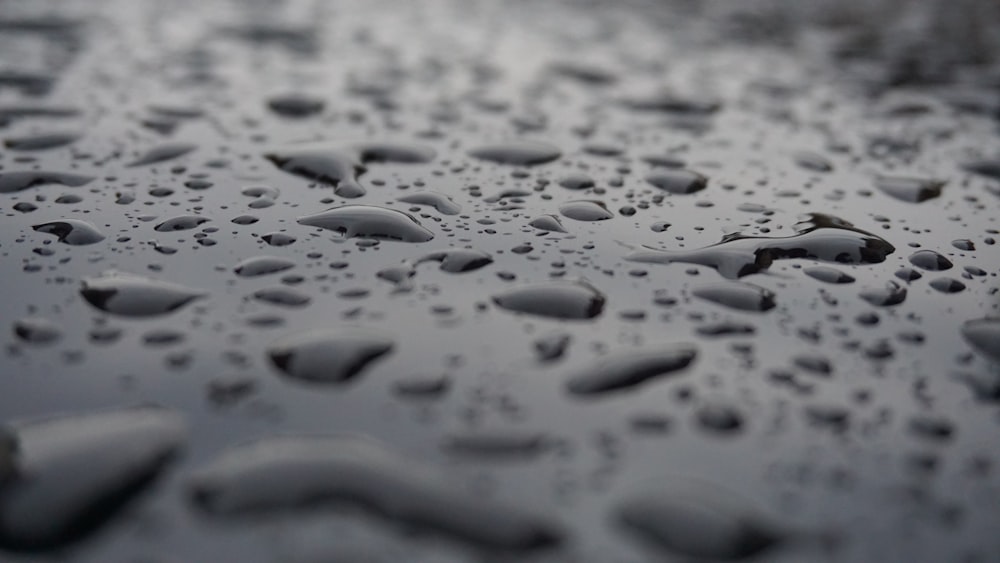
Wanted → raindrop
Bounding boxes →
[32,219,105,245]
[80,272,206,317]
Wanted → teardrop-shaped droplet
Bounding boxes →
[559,200,613,222]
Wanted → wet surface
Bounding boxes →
[1,0,1000,561]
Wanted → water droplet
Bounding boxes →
[154,215,211,232]
[793,151,833,172]
[928,277,965,293]
[692,282,776,312]
[442,432,551,460]
[267,329,394,384]
[859,281,907,307]
[534,332,571,362]
[557,172,595,190]
[266,142,435,198]
[628,214,894,279]
[80,272,206,317]
[961,318,1000,361]
[267,93,324,117]
[566,347,697,395]
[0,171,94,194]
[12,317,61,344]
[397,191,461,215]
[297,205,434,242]
[32,219,105,245]
[417,248,493,273]
[467,141,561,166]
[187,435,563,550]
[616,484,782,560]
[645,169,708,194]
[908,250,953,271]
[529,214,567,233]
[875,176,944,203]
[3,132,80,151]
[233,256,296,277]
[126,143,197,167]
[0,407,185,551]
[493,280,605,319]
[803,266,855,284]
[252,287,311,307]
[559,200,613,222]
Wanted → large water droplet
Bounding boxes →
[267,329,394,384]
[0,407,185,551]
[559,200,613,222]
[875,175,945,203]
[628,214,894,279]
[692,282,776,312]
[566,347,697,395]
[297,205,434,242]
[0,171,93,194]
[961,318,1000,362]
[397,191,461,215]
[32,219,105,245]
[233,256,296,277]
[616,484,783,560]
[187,435,563,551]
[493,280,605,319]
[467,140,561,166]
[80,272,206,317]
[126,143,197,167]
[645,169,708,194]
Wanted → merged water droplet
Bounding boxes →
[628,214,895,279]
[187,435,563,550]
[492,280,605,319]
[566,347,697,395]
[297,205,434,242]
[529,214,567,232]
[80,272,206,317]
[266,142,435,198]
[267,329,394,384]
